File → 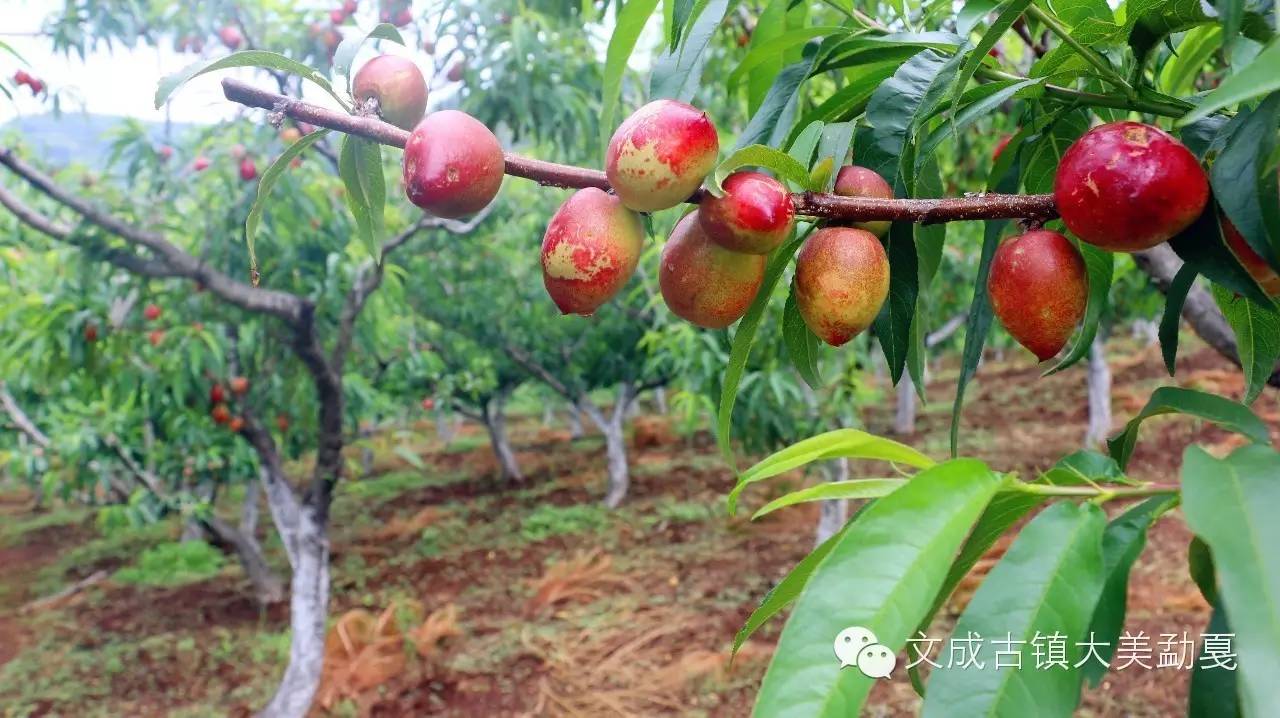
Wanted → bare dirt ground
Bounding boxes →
[1,338,1275,717]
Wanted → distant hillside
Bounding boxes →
[0,113,195,169]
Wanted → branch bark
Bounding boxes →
[0,382,51,449]
[220,78,1060,225]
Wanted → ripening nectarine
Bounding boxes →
[353,55,428,131]
[698,171,794,255]
[659,212,765,329]
[606,100,718,212]
[794,227,890,346]
[403,111,504,217]
[541,188,644,315]
[987,230,1087,361]
[833,165,894,238]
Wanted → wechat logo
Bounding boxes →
[834,626,896,679]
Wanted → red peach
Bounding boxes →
[402,110,504,218]
[987,229,1088,361]
[211,403,231,424]
[353,55,428,131]
[219,25,243,50]
[1054,121,1208,252]
[240,157,257,181]
[698,171,794,255]
[230,376,250,395]
[794,227,889,346]
[659,211,765,329]
[143,303,162,321]
[606,100,719,212]
[541,188,645,315]
[833,165,894,238]
[193,156,210,172]
[1222,216,1280,297]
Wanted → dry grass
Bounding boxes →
[525,550,634,617]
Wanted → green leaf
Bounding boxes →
[727,26,847,91]
[338,135,387,257]
[1158,25,1223,97]
[922,502,1107,718]
[650,0,728,101]
[1209,92,1280,271]
[873,221,919,385]
[716,232,807,463]
[332,24,407,81]
[735,59,816,151]
[1189,601,1242,718]
[812,122,856,192]
[1081,496,1176,686]
[1159,265,1197,374]
[1211,284,1280,403]
[1039,449,1130,486]
[754,459,1001,718]
[1106,387,1270,470]
[244,130,331,277]
[1181,444,1280,715]
[1022,110,1091,194]
[733,505,863,657]
[712,144,815,194]
[948,0,1035,117]
[1179,39,1280,126]
[668,0,696,48]
[155,51,345,110]
[917,78,1045,162]
[752,478,906,519]
[786,120,825,169]
[951,217,1007,456]
[728,428,935,514]
[601,0,662,155]
[1044,241,1113,375]
[1188,535,1218,606]
[861,50,962,182]
[783,282,823,388]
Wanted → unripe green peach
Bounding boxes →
[659,212,765,329]
[541,188,645,315]
[1054,121,1208,252]
[353,55,428,131]
[833,165,894,238]
[698,171,794,255]
[606,100,719,212]
[987,230,1087,361]
[794,227,889,346]
[403,110,504,218]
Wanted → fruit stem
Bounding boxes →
[221,77,1060,224]
[1023,5,1135,99]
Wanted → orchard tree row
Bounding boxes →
[3,0,1279,716]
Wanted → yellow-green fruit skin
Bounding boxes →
[606,100,719,212]
[659,212,765,329]
[794,227,890,347]
[833,165,894,238]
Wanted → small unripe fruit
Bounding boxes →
[230,376,250,395]
[211,404,231,425]
[210,384,226,405]
[193,156,210,172]
[1223,217,1280,297]
[1054,121,1208,252]
[229,416,245,432]
[833,165,894,238]
[143,303,162,321]
[353,55,428,131]
[541,187,644,315]
[148,329,165,347]
[240,157,257,181]
[218,25,243,50]
[606,100,719,212]
[403,110,504,218]
[795,228,889,346]
[987,230,1088,361]
[698,171,794,255]
[659,211,765,329]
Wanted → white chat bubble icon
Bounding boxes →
[833,626,878,668]
[857,643,896,679]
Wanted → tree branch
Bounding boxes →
[221,78,1060,224]
[0,382,51,449]
[0,148,306,325]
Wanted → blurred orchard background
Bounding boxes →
[0,0,1276,716]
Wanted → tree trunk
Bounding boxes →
[1085,333,1113,447]
[653,386,668,414]
[435,410,456,443]
[482,393,523,481]
[582,383,634,509]
[259,509,330,718]
[203,514,286,605]
[814,458,850,547]
[567,403,584,439]
[894,372,916,436]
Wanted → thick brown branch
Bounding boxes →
[0,148,306,325]
[221,78,1060,224]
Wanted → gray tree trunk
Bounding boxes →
[203,514,286,605]
[814,458,850,547]
[483,392,523,481]
[582,382,634,509]
[1085,333,1113,447]
[567,403,584,439]
[894,372,916,436]
[653,386,668,414]
[259,508,329,717]
[435,410,457,443]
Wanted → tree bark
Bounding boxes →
[435,410,457,443]
[482,392,523,482]
[1085,332,1113,447]
[814,458,850,547]
[202,514,286,605]
[894,373,916,436]
[581,382,635,509]
[653,386,668,415]
[259,508,330,717]
[567,403,584,439]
